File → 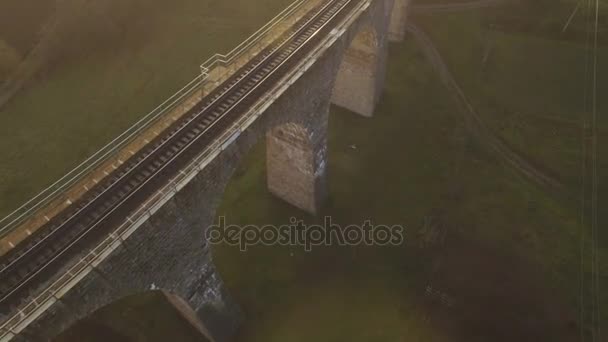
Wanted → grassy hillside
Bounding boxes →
[482,0,608,45]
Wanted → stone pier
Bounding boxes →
[389,0,410,41]
[331,1,393,117]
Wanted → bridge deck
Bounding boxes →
[0,0,364,332]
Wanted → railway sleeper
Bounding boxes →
[35,255,47,267]
[0,283,9,293]
[110,194,120,204]
[99,201,113,212]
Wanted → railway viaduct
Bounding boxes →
[0,0,410,340]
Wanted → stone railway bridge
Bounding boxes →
[0,0,410,340]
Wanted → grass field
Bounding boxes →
[4,0,606,340]
[417,7,608,189]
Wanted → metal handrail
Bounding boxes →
[0,0,310,239]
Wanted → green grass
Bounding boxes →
[416,7,608,189]
[482,0,608,45]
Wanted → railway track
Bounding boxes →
[0,0,359,316]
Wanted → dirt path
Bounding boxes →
[405,22,564,193]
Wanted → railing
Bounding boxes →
[0,0,311,240]
[0,0,371,338]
